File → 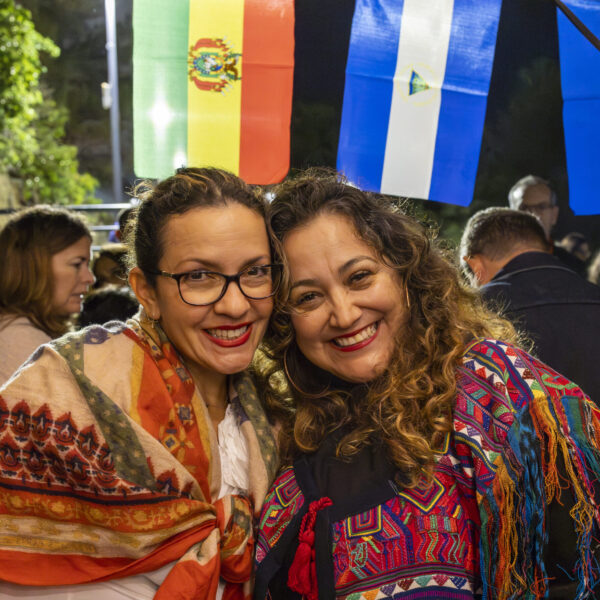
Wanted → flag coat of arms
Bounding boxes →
[337,0,502,205]
[133,0,294,183]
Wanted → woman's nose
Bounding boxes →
[82,264,95,287]
[213,280,251,317]
[329,293,361,330]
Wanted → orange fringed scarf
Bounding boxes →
[0,315,278,598]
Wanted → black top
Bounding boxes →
[256,427,588,599]
[482,251,600,404]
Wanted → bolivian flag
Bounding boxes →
[133,0,294,183]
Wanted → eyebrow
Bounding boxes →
[290,255,377,291]
[174,255,270,272]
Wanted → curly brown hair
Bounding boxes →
[261,170,517,487]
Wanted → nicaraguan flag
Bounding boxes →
[133,0,294,183]
[337,0,502,205]
[557,0,600,216]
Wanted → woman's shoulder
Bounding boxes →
[50,321,139,356]
[458,337,586,407]
[1,321,140,399]
[454,339,600,595]
[0,315,52,387]
[0,314,50,340]
[452,337,594,460]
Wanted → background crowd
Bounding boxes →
[1,170,598,390]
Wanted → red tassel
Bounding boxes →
[287,497,332,600]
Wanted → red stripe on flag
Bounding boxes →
[240,0,294,184]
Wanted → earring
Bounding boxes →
[283,347,330,399]
[145,309,159,325]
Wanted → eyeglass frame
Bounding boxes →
[146,263,282,307]
[519,202,556,213]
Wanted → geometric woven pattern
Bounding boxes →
[0,316,276,597]
[256,338,600,599]
[0,397,161,499]
[256,468,304,564]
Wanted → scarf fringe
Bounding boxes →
[482,392,600,599]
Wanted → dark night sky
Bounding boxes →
[292,0,561,128]
[23,0,600,241]
[290,0,600,240]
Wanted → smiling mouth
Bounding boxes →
[331,321,379,352]
[204,323,252,347]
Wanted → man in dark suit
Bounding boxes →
[460,207,600,404]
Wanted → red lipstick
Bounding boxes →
[330,323,379,353]
[203,323,252,347]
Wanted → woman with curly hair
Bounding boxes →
[254,171,600,600]
[0,205,94,385]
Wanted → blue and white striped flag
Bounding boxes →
[557,0,600,216]
[337,0,502,205]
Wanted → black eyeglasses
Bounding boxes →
[148,264,282,306]
[520,202,555,213]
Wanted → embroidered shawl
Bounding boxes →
[255,339,600,599]
[0,315,278,599]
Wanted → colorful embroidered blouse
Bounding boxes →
[255,339,600,600]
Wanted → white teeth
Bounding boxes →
[207,325,249,340]
[333,322,378,347]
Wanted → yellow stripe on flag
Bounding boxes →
[187,0,245,172]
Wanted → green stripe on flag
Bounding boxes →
[133,0,189,179]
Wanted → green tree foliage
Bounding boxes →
[0,0,97,205]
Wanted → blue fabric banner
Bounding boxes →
[337,0,502,206]
[557,0,600,216]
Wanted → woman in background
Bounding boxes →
[255,171,600,599]
[0,205,94,385]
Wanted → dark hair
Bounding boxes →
[92,243,128,288]
[128,167,267,286]
[508,174,557,209]
[116,206,135,241]
[0,205,91,337]
[78,285,139,328]
[460,207,549,267]
[262,170,516,485]
[558,232,590,262]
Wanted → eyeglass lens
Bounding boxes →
[521,203,553,213]
[179,265,278,305]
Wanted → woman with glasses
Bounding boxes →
[0,168,280,600]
